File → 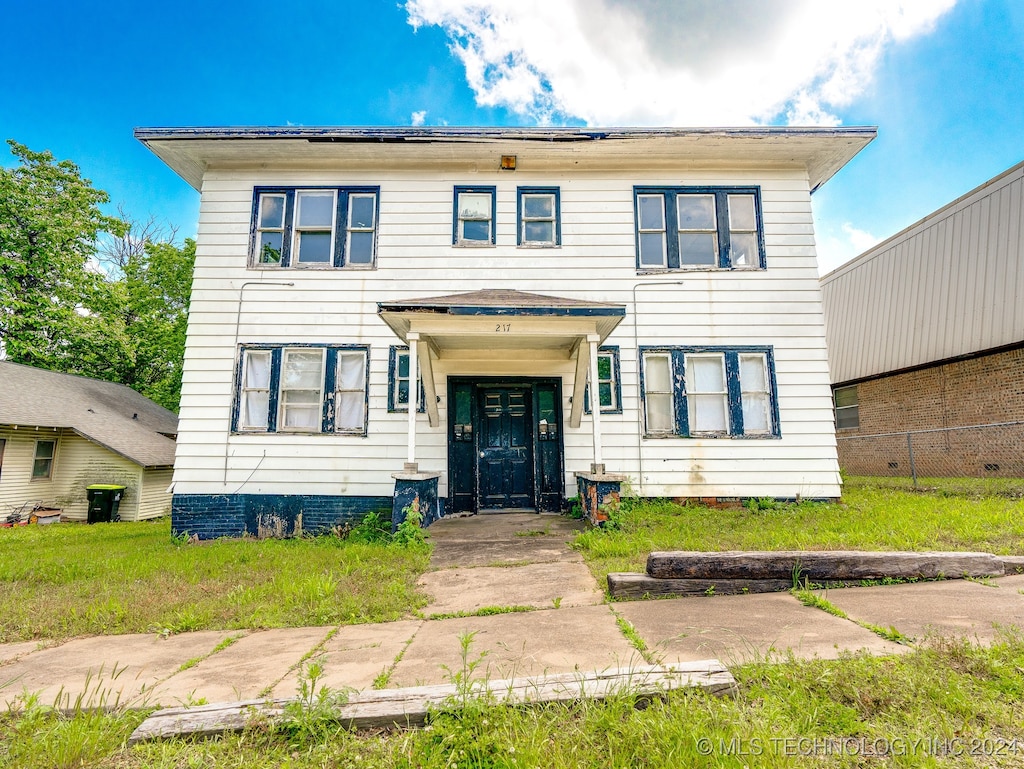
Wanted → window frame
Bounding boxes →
[232,344,370,436]
[387,346,426,413]
[516,186,560,247]
[833,384,859,430]
[633,186,766,272]
[31,439,57,480]
[249,186,380,269]
[584,346,623,415]
[640,345,780,438]
[453,186,497,246]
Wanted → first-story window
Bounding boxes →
[585,346,622,414]
[387,346,425,413]
[335,350,368,433]
[234,345,369,435]
[32,439,56,479]
[833,385,859,429]
[641,346,779,437]
[279,348,326,430]
[240,350,272,430]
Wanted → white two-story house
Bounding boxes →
[137,126,873,538]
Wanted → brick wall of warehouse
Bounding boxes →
[835,346,1024,477]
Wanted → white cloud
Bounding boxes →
[411,110,428,126]
[842,222,882,253]
[405,0,956,125]
[816,221,883,275]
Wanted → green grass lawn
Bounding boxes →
[4,485,1024,766]
[573,483,1024,586]
[0,517,431,643]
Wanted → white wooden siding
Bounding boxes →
[174,165,840,500]
[822,161,1024,384]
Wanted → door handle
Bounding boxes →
[480,452,485,458]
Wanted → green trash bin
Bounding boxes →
[86,485,126,523]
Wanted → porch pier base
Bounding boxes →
[575,468,628,527]
[391,469,441,531]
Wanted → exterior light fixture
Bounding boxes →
[500,155,517,170]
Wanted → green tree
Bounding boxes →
[1,141,195,412]
[0,140,126,371]
[95,236,195,411]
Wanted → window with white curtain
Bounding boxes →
[335,350,367,433]
[240,350,272,430]
[235,345,369,435]
[642,346,779,437]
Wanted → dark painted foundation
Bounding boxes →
[171,494,392,540]
[391,473,442,531]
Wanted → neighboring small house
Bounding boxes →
[0,361,177,520]
[821,160,1024,477]
[135,125,874,538]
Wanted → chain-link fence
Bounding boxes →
[837,421,1024,496]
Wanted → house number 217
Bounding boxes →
[495,323,511,332]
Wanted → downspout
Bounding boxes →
[632,280,685,495]
[223,280,295,486]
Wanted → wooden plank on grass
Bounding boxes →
[646,551,1006,581]
[128,661,736,743]
[608,572,792,600]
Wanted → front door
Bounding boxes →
[447,378,564,515]
[477,387,534,510]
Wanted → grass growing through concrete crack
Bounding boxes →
[573,483,1024,587]
[9,630,1024,767]
[0,517,432,642]
[793,590,914,645]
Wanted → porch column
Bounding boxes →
[406,332,419,468]
[588,333,603,469]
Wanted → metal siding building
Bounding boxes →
[822,161,1024,386]
[821,161,1024,479]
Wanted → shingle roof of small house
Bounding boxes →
[0,362,177,468]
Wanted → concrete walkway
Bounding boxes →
[2,514,1023,711]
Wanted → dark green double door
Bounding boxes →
[448,378,563,514]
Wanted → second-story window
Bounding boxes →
[634,186,765,271]
[251,186,379,269]
[454,186,496,245]
[517,187,560,247]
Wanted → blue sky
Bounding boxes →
[2,0,1022,274]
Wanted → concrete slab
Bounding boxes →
[151,627,332,706]
[0,639,50,665]
[420,561,603,615]
[427,513,585,568]
[821,577,1024,644]
[0,630,239,710]
[269,620,423,697]
[389,605,642,687]
[615,592,907,665]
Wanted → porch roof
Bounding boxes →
[378,290,626,430]
[377,289,625,351]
